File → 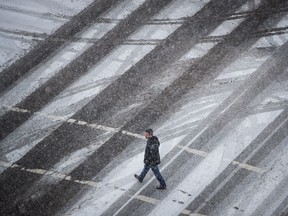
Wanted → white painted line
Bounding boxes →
[93,124,117,132]
[67,118,77,123]
[177,145,208,157]
[232,161,267,174]
[0,159,100,188]
[191,111,284,214]
[65,176,72,181]
[23,168,47,175]
[0,160,165,208]
[6,106,30,113]
[6,104,145,139]
[77,120,87,125]
[74,179,98,188]
[87,123,98,128]
[113,127,209,216]
[181,209,192,215]
[11,164,20,168]
[46,171,70,179]
[7,105,119,134]
[122,130,145,140]
[133,195,159,205]
[132,194,197,215]
[179,145,266,174]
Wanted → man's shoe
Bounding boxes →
[134,174,143,183]
[156,185,166,190]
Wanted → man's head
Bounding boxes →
[144,128,153,139]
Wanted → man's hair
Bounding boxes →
[145,128,153,135]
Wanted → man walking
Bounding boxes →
[134,129,166,189]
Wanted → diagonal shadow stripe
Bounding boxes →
[10,0,250,174]
[83,3,288,216]
[269,188,288,216]
[0,1,285,216]
[0,0,173,141]
[0,0,255,215]
[111,38,288,216]
[0,0,250,143]
[0,0,121,94]
[190,108,288,215]
[243,160,288,216]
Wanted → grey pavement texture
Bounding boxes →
[1,0,288,216]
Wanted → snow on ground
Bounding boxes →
[152,0,210,20]
[100,0,146,20]
[0,0,94,71]
[62,135,186,216]
[148,110,282,216]
[1,0,288,216]
[0,0,216,167]
[57,15,286,214]
[0,44,154,166]
[59,88,232,216]
[210,135,288,216]
[0,0,94,16]
[0,23,117,110]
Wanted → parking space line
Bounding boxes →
[177,145,267,174]
[1,106,266,175]
[133,195,159,205]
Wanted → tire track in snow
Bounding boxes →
[0,0,245,179]
[104,3,288,214]
[0,0,246,177]
[0,0,122,94]
[23,0,284,214]
[0,0,286,215]
[0,0,173,141]
[0,5,71,21]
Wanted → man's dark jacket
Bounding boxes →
[144,136,161,166]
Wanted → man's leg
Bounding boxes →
[139,164,150,181]
[135,164,150,182]
[151,165,166,188]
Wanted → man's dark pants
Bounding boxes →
[139,164,166,187]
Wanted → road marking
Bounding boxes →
[133,195,159,205]
[177,145,267,174]
[191,113,288,214]
[181,209,192,215]
[91,123,117,132]
[0,105,265,213]
[0,160,104,189]
[76,120,87,125]
[74,179,98,187]
[0,159,203,215]
[22,167,47,175]
[122,130,145,139]
[67,118,77,123]
[232,161,267,174]
[113,127,209,216]
[1,105,137,138]
[0,159,174,211]
[8,106,30,113]
[2,106,265,175]
[131,195,204,215]
[177,145,209,157]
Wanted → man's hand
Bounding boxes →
[144,160,150,165]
